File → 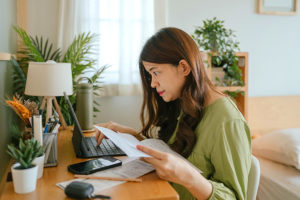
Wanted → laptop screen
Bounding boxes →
[63,92,90,152]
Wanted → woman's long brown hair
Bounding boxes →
[139,27,214,158]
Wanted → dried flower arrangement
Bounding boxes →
[15,95,39,115]
[5,95,39,128]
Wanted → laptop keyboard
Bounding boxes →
[85,137,126,156]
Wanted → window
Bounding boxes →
[80,0,154,85]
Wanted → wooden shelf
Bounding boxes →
[202,52,249,120]
[216,86,246,92]
[0,52,11,61]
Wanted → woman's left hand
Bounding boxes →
[136,145,197,187]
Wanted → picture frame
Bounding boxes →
[257,0,298,15]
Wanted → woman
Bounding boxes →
[96,27,251,200]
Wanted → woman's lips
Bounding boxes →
[158,91,164,96]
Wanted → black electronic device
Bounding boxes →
[64,181,111,199]
[63,92,126,158]
[68,157,122,175]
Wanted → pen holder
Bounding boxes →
[43,132,58,167]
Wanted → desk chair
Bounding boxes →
[247,155,260,200]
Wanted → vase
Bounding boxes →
[211,67,225,85]
[76,77,93,131]
[11,163,38,194]
[33,154,45,179]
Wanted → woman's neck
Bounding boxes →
[204,87,225,108]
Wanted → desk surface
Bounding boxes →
[0,127,178,200]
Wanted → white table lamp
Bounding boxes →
[25,61,73,129]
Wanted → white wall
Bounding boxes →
[164,0,300,97]
[95,96,142,130]
[23,0,300,128]
[26,0,300,97]
[26,0,59,49]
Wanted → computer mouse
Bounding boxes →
[64,181,111,199]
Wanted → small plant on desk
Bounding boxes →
[7,138,44,194]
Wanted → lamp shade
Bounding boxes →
[25,61,73,96]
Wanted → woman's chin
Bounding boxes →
[161,95,174,102]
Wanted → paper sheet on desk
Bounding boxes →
[57,157,154,193]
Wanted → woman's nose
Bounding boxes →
[151,77,159,88]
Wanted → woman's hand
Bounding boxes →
[136,145,196,185]
[95,121,138,145]
[136,145,212,200]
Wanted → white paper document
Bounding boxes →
[57,126,202,193]
[95,126,202,174]
[57,157,154,193]
[95,126,183,158]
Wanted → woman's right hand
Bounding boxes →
[95,121,138,146]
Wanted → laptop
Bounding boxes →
[64,92,126,158]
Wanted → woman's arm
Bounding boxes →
[137,120,251,200]
[208,120,251,200]
[95,121,138,135]
[137,145,213,200]
[95,121,140,145]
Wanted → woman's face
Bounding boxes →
[143,61,189,102]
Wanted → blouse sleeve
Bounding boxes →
[208,119,251,200]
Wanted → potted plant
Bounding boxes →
[33,141,45,179]
[10,27,108,126]
[7,138,44,193]
[192,17,243,87]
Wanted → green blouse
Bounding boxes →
[168,97,251,200]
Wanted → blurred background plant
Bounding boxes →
[192,17,244,87]
[11,26,108,125]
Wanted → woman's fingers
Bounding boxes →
[142,156,163,167]
[95,123,108,128]
[136,145,166,160]
[94,123,110,146]
[97,133,105,146]
[96,131,106,146]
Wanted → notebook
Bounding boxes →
[64,92,126,158]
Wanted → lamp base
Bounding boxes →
[40,96,67,130]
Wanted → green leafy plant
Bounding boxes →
[224,90,244,98]
[7,138,45,169]
[192,17,243,86]
[11,26,108,125]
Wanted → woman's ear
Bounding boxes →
[178,59,191,76]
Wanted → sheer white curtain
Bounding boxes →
[57,0,155,96]
[57,0,83,54]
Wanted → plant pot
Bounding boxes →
[211,67,225,85]
[33,154,45,179]
[11,163,38,194]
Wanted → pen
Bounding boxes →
[49,121,58,132]
[44,124,49,134]
[74,175,142,182]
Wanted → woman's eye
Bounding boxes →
[153,71,158,75]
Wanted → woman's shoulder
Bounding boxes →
[193,97,250,154]
[195,96,249,139]
[204,97,244,121]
